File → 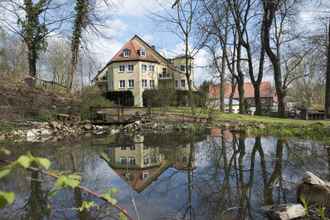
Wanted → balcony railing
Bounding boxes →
[158,73,172,80]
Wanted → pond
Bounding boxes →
[0,128,329,220]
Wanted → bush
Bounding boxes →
[80,86,113,120]
[143,89,206,107]
[143,89,176,107]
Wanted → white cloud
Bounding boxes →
[194,49,211,86]
[85,19,128,65]
[112,0,172,16]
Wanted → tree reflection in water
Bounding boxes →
[24,170,50,220]
[1,130,329,220]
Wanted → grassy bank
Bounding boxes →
[153,107,330,143]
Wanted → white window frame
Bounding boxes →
[128,157,136,165]
[142,171,149,179]
[143,157,149,165]
[180,65,186,72]
[150,80,155,88]
[120,157,127,165]
[148,65,155,72]
[142,64,147,73]
[119,65,125,73]
[181,80,186,88]
[140,47,146,57]
[128,79,134,88]
[123,49,130,58]
[127,64,134,72]
[119,80,125,88]
[142,79,148,88]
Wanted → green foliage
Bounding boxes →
[78,201,97,212]
[0,191,15,208]
[143,89,206,107]
[50,174,81,196]
[300,195,309,216]
[80,86,113,120]
[0,152,50,180]
[0,169,11,179]
[316,206,326,220]
[0,152,122,218]
[16,153,51,170]
[101,188,119,205]
[0,148,10,156]
[119,212,128,220]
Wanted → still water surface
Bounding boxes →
[0,129,329,220]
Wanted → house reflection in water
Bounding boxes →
[104,135,195,193]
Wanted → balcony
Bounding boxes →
[158,73,172,80]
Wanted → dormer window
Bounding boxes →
[123,49,130,58]
[140,47,146,57]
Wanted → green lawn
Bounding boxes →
[152,107,330,142]
[153,107,330,127]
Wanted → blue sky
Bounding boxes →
[87,0,210,85]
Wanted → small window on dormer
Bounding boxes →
[140,47,146,57]
[123,49,130,57]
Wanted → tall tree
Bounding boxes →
[261,0,304,116]
[325,19,330,117]
[154,0,208,114]
[0,0,66,80]
[68,0,89,90]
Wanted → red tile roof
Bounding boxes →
[110,36,159,63]
[209,81,274,99]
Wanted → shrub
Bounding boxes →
[80,86,113,120]
[143,89,206,107]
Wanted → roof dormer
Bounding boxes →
[123,48,130,58]
[139,47,146,57]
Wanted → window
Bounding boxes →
[142,79,148,88]
[151,155,157,163]
[142,171,149,180]
[143,145,149,150]
[128,80,134,88]
[130,145,135,150]
[121,146,126,150]
[181,80,185,88]
[162,68,166,76]
[128,157,136,165]
[175,80,179,88]
[142,64,147,73]
[119,65,125,72]
[123,49,130,57]
[140,47,146,56]
[144,157,149,165]
[120,157,127,165]
[127,64,134,72]
[180,65,186,72]
[119,80,125,88]
[148,65,155,72]
[150,80,155,88]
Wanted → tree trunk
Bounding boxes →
[229,76,236,113]
[27,45,37,78]
[68,0,87,90]
[254,85,261,115]
[220,52,226,112]
[237,78,245,114]
[325,20,330,118]
[236,40,245,114]
[262,1,286,117]
[219,9,229,112]
[185,36,195,115]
